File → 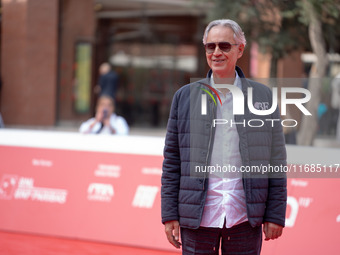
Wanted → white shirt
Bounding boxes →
[79,113,129,135]
[200,71,248,228]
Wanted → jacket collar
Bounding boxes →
[206,66,249,97]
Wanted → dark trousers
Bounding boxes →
[181,221,262,255]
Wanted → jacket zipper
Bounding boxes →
[203,100,216,190]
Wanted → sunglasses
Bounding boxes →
[204,42,239,54]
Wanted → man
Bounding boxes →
[79,95,129,135]
[161,19,287,255]
[95,62,119,100]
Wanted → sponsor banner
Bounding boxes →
[0,130,339,254]
[263,178,340,255]
[0,143,167,250]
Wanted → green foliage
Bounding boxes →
[285,0,340,25]
[201,0,340,56]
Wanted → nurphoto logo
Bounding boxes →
[199,83,311,128]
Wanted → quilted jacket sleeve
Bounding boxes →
[263,106,287,227]
[161,91,181,224]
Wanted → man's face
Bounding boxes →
[205,26,244,79]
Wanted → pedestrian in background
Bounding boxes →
[0,113,4,128]
[79,95,128,135]
[95,62,119,100]
[331,72,340,141]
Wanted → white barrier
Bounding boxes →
[0,129,339,254]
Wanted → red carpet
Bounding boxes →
[0,231,180,255]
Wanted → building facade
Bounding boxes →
[0,0,303,128]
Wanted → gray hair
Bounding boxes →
[202,19,246,47]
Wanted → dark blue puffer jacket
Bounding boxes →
[161,66,287,229]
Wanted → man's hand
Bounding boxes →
[95,110,104,122]
[103,115,111,127]
[164,220,181,249]
[263,222,283,241]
